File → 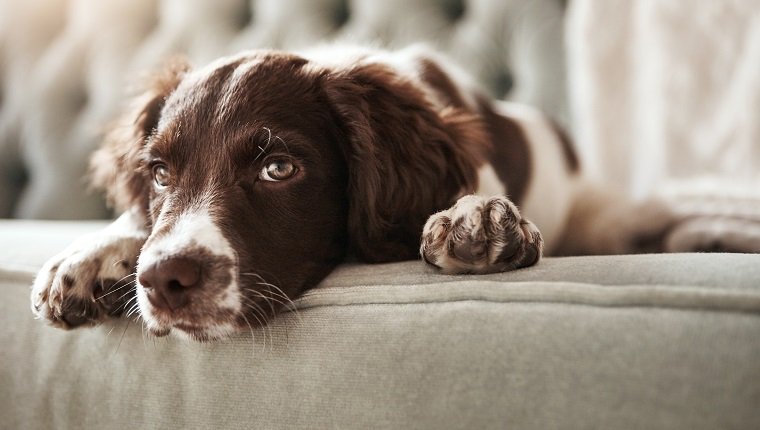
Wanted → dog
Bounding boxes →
[29,45,747,341]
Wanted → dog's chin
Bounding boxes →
[141,309,241,342]
[146,321,239,342]
[136,291,244,342]
[175,323,238,342]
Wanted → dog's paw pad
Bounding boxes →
[30,237,141,329]
[451,236,488,264]
[421,195,543,274]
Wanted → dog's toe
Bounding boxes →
[421,194,543,274]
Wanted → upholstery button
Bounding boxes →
[234,0,254,30]
[71,88,89,113]
[333,0,350,29]
[441,0,466,22]
[494,69,514,97]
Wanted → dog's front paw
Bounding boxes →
[421,195,543,274]
[31,233,144,329]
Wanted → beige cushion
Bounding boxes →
[1,220,759,429]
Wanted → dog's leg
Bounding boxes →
[421,195,544,274]
[660,194,760,253]
[549,183,760,255]
[31,208,148,328]
[550,184,679,255]
[666,216,760,253]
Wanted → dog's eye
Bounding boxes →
[259,160,297,182]
[152,163,171,188]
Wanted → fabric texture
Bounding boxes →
[1,220,760,429]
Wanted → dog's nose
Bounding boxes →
[138,257,201,311]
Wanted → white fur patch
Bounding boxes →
[170,322,238,342]
[30,209,148,325]
[159,53,258,131]
[136,203,241,327]
[495,101,578,254]
[476,164,507,197]
[140,207,236,263]
[450,194,484,225]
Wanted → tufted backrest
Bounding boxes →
[0,0,567,219]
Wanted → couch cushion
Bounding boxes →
[1,220,759,429]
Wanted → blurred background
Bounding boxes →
[0,0,757,220]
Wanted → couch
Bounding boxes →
[1,1,759,429]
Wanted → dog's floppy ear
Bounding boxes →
[90,58,190,214]
[322,63,489,262]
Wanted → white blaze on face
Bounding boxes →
[136,203,241,329]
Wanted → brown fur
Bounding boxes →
[90,57,191,215]
[322,62,489,261]
[33,47,760,338]
[476,97,532,206]
[85,50,492,323]
[548,118,580,173]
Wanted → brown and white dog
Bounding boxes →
[28,45,737,341]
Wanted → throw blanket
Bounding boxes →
[567,0,760,200]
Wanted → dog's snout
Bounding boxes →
[139,257,201,311]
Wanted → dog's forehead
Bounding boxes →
[157,55,258,130]
[157,51,309,133]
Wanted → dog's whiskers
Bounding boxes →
[115,290,137,314]
[240,314,257,357]
[95,273,137,301]
[240,298,272,351]
[238,272,302,320]
[261,283,301,320]
[111,284,138,309]
[274,135,291,155]
[245,289,278,316]
[243,285,289,314]
[125,300,141,319]
[254,127,274,162]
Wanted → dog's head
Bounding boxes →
[91,50,486,341]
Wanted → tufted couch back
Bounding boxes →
[0,0,567,219]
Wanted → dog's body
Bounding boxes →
[29,46,725,341]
